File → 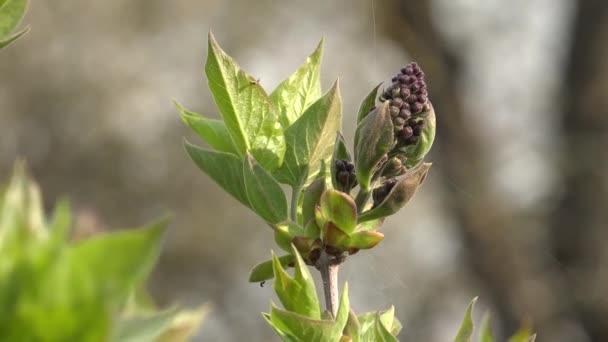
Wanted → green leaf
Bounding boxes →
[175,100,238,155]
[157,304,210,342]
[358,163,431,223]
[343,310,361,342]
[270,38,324,129]
[273,221,305,252]
[271,246,321,319]
[358,307,400,342]
[403,105,436,169]
[354,102,394,191]
[454,297,477,342]
[243,154,288,224]
[302,177,326,228]
[112,308,179,342]
[274,81,342,186]
[184,140,251,209]
[249,254,294,283]
[205,32,285,170]
[347,231,384,250]
[356,83,382,124]
[479,313,494,342]
[320,189,357,235]
[507,325,535,342]
[70,218,168,310]
[0,26,28,48]
[0,0,27,38]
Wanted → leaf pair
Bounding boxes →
[0,0,29,49]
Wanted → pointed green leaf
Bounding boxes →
[302,177,326,228]
[271,247,320,319]
[157,304,211,342]
[243,154,288,224]
[479,313,494,342]
[270,38,324,129]
[249,254,294,283]
[358,163,431,223]
[49,199,71,245]
[274,81,342,186]
[175,100,238,155]
[373,312,399,342]
[357,83,382,124]
[112,308,179,342]
[507,325,535,342]
[343,310,361,342]
[184,140,251,209]
[205,32,285,170]
[320,189,357,235]
[0,0,27,38]
[71,218,168,310]
[454,297,477,342]
[354,102,394,191]
[355,218,384,232]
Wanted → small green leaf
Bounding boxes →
[0,0,27,38]
[270,38,324,129]
[479,313,494,342]
[175,100,238,155]
[343,310,361,342]
[454,297,477,342]
[112,308,179,342]
[71,218,168,311]
[358,163,431,223]
[243,154,288,224]
[347,231,384,250]
[0,26,27,48]
[403,105,436,169]
[205,32,285,170]
[302,177,326,228]
[320,189,357,235]
[507,325,535,342]
[273,222,305,252]
[274,81,342,186]
[271,246,320,319]
[355,218,384,232]
[157,304,211,342]
[249,254,294,283]
[184,140,251,209]
[356,83,382,124]
[354,102,394,191]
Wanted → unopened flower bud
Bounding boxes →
[412,102,423,113]
[372,178,398,209]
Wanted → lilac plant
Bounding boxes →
[179,33,535,342]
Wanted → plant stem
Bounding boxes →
[290,185,301,222]
[354,188,371,213]
[318,251,339,318]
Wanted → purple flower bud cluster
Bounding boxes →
[372,178,397,209]
[379,62,431,147]
[334,159,357,192]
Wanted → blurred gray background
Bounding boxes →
[1,0,607,341]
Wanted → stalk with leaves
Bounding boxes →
[179,32,535,341]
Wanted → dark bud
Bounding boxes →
[413,124,422,136]
[398,109,411,119]
[403,66,414,75]
[401,125,414,139]
[411,102,423,113]
[398,75,408,84]
[391,76,398,82]
[389,106,400,118]
[417,70,425,79]
[391,97,404,108]
[405,76,416,85]
[406,136,418,145]
[345,162,354,172]
[417,94,428,103]
[334,159,345,170]
[406,94,418,104]
[372,178,398,208]
[394,117,406,127]
[400,86,411,98]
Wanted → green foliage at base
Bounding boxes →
[0,164,206,341]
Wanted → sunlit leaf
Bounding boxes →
[273,81,342,186]
[243,154,288,224]
[205,32,285,170]
[270,38,324,129]
[454,297,477,342]
[249,254,295,283]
